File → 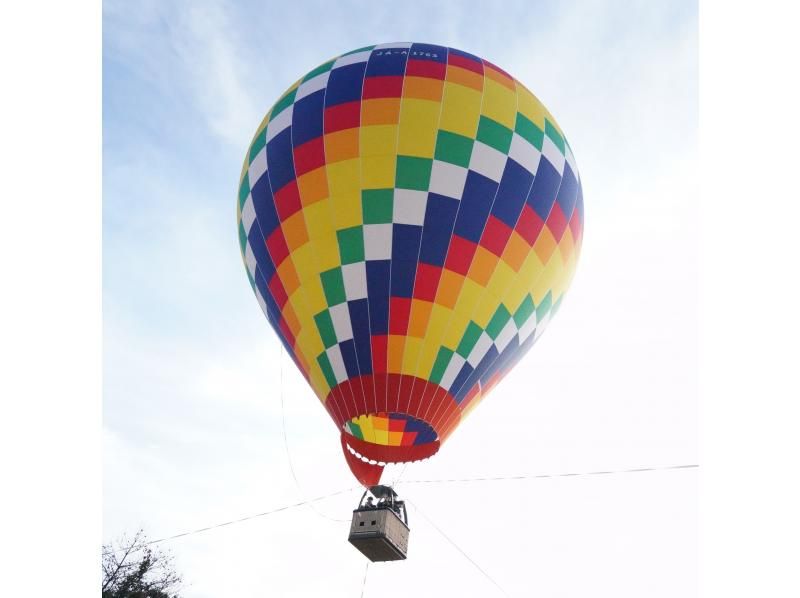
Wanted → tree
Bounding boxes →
[102,530,182,598]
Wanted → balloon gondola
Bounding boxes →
[348,485,409,561]
[236,42,583,557]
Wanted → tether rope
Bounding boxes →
[399,463,698,485]
[102,463,696,557]
[101,487,357,557]
[279,344,351,522]
[410,499,510,597]
[359,561,369,598]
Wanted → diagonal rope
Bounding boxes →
[101,464,696,558]
[359,561,369,598]
[102,487,357,557]
[399,463,698,485]
[409,499,510,597]
[391,461,410,487]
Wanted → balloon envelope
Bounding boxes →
[236,43,583,486]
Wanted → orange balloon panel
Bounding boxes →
[236,43,583,485]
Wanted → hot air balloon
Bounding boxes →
[236,42,583,501]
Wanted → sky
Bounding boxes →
[103,1,698,596]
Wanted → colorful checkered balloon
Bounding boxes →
[236,43,583,486]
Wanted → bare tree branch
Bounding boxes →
[101,530,182,598]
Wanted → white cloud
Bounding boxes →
[105,0,260,148]
[168,2,261,147]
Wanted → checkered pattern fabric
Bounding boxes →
[237,44,583,470]
[344,412,437,447]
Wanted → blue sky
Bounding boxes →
[104,1,697,596]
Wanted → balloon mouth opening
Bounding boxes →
[325,374,460,485]
[341,411,440,465]
[339,413,442,486]
[343,411,438,447]
[342,442,438,465]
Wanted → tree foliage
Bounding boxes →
[102,530,182,598]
